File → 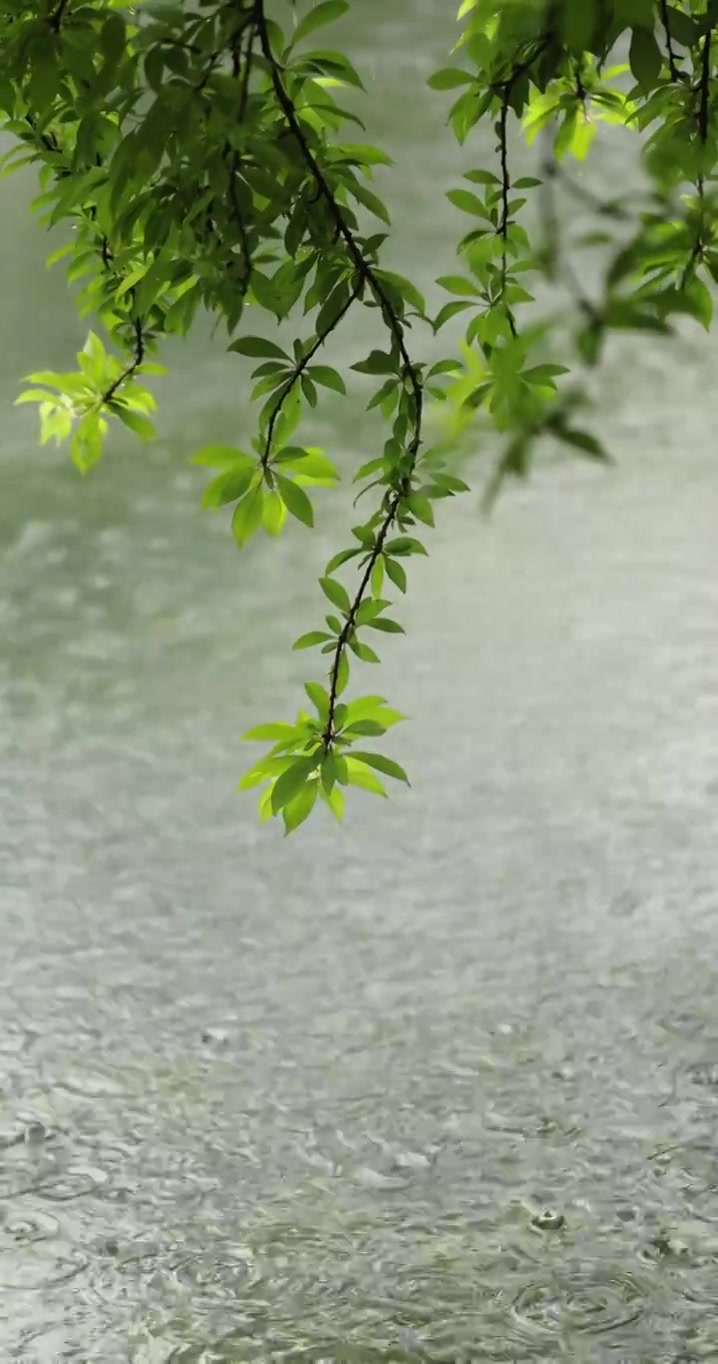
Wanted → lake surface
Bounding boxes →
[2,4,718,1360]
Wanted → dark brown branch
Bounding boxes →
[660,0,683,83]
[497,97,516,336]
[48,0,70,32]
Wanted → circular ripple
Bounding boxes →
[0,1206,59,1244]
[511,1266,649,1341]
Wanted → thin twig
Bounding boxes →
[322,498,404,743]
[102,316,146,404]
[698,23,712,148]
[496,97,516,336]
[682,21,713,283]
[262,284,361,468]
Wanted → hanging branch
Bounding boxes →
[492,36,552,335]
[255,0,424,749]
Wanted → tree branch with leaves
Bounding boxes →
[3,0,718,831]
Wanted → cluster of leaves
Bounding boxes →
[3,0,718,830]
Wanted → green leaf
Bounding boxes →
[615,0,654,30]
[100,12,126,61]
[15,388,58,405]
[192,444,253,468]
[436,275,480,297]
[342,719,388,737]
[349,640,380,663]
[428,67,473,90]
[351,751,410,784]
[303,48,366,90]
[228,336,290,359]
[202,463,256,508]
[351,350,396,375]
[683,278,714,331]
[554,427,610,461]
[316,281,351,335]
[463,168,501,185]
[238,755,296,791]
[367,617,405,634]
[111,406,157,441]
[346,178,391,224]
[232,489,264,548]
[355,598,389,626]
[629,27,662,89]
[385,557,407,592]
[433,300,475,331]
[278,448,338,482]
[446,188,488,217]
[282,780,319,834]
[270,756,320,814]
[524,364,570,384]
[275,474,314,527]
[293,630,333,650]
[374,270,427,315]
[335,650,350,695]
[324,782,345,820]
[385,537,427,557]
[290,1,349,48]
[305,681,330,717]
[320,576,351,612]
[325,547,361,573]
[309,365,346,393]
[340,695,383,719]
[242,723,298,742]
[407,493,435,526]
[344,759,387,797]
[262,489,288,536]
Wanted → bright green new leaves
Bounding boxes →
[8,0,718,832]
[16,332,160,471]
[436,0,718,502]
[241,693,408,833]
[191,438,340,548]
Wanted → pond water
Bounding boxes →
[2,3,718,1360]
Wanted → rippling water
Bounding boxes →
[3,2,718,1360]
